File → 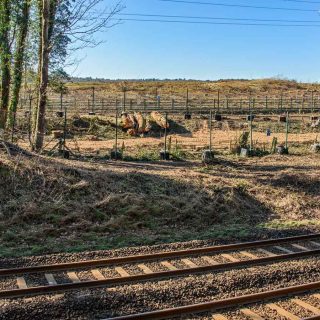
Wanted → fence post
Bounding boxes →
[60,92,63,111]
[285,112,289,150]
[123,87,126,111]
[28,95,32,142]
[209,110,212,152]
[115,107,118,160]
[92,87,95,114]
[157,96,161,109]
[265,96,268,109]
[186,88,189,112]
[164,112,168,158]
[249,113,253,152]
[171,98,175,111]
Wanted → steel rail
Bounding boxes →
[1,248,320,299]
[106,281,320,320]
[0,233,319,277]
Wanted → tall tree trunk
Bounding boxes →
[34,0,50,151]
[0,0,11,130]
[31,0,44,137]
[6,0,31,129]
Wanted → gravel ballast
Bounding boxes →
[1,256,320,319]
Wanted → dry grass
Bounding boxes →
[65,79,320,100]
[0,148,319,257]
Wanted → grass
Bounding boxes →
[260,219,320,230]
[1,146,319,258]
[66,79,320,99]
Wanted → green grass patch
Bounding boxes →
[260,219,320,230]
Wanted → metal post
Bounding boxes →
[217,90,220,112]
[60,92,63,111]
[164,112,168,158]
[285,112,289,150]
[92,87,95,113]
[28,95,32,142]
[312,91,315,113]
[155,87,158,108]
[123,87,126,111]
[209,110,212,152]
[74,96,76,113]
[171,99,175,110]
[115,107,118,160]
[186,88,189,113]
[250,113,253,152]
[63,104,67,153]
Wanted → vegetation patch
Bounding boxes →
[0,150,319,257]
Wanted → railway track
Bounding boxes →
[1,234,320,300]
[107,281,320,320]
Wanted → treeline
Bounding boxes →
[0,0,122,151]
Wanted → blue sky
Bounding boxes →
[68,0,320,81]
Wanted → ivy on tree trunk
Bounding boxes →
[0,0,11,130]
[6,0,31,129]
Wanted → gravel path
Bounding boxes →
[1,256,320,319]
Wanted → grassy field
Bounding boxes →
[2,79,319,258]
[65,78,320,99]
[0,146,319,258]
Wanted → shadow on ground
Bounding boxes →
[0,149,283,258]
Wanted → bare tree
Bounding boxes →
[34,0,52,150]
[33,0,123,151]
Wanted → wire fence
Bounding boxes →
[16,93,320,116]
[8,107,320,161]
